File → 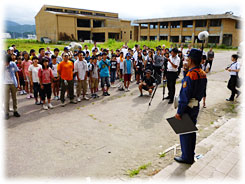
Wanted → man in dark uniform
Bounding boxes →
[174,48,207,164]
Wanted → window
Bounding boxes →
[208,36,220,43]
[150,23,158,29]
[77,19,90,27]
[235,20,241,29]
[45,8,63,12]
[159,36,168,40]
[140,24,148,29]
[195,20,207,27]
[140,36,147,41]
[210,19,221,27]
[150,36,157,41]
[170,36,179,42]
[130,31,132,39]
[181,36,192,42]
[171,21,180,28]
[182,21,193,28]
[95,13,105,17]
[93,20,104,27]
[64,9,79,14]
[80,11,92,15]
[160,22,168,29]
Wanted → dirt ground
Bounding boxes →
[5,50,241,180]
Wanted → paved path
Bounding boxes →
[152,116,241,181]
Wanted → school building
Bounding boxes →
[35,5,138,43]
[35,6,241,47]
[133,12,242,47]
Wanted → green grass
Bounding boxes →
[127,162,151,177]
[159,152,166,158]
[5,38,237,54]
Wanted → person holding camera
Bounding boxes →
[225,54,241,101]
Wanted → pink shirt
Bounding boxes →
[38,68,53,84]
[22,60,32,77]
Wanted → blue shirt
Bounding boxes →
[4,61,19,87]
[177,67,207,115]
[126,59,132,74]
[99,59,111,77]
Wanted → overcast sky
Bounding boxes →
[3,0,244,25]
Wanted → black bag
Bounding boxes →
[236,76,242,88]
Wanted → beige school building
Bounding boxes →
[35,6,242,47]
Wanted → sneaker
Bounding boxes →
[95,94,99,98]
[83,96,89,100]
[226,98,234,102]
[56,96,60,100]
[106,92,110,96]
[48,103,53,109]
[30,93,34,98]
[19,91,23,95]
[13,111,21,117]
[26,94,31,99]
[103,92,107,96]
[61,101,66,107]
[124,88,128,92]
[77,97,81,102]
[22,90,27,94]
[43,104,48,110]
[70,100,77,104]
[53,96,57,100]
[35,101,41,105]
[139,93,143,97]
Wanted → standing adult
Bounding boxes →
[4,54,21,119]
[153,48,164,84]
[207,47,214,72]
[165,48,180,104]
[174,48,207,164]
[58,53,77,106]
[225,54,241,101]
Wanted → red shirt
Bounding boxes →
[38,68,53,84]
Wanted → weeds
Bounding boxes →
[127,162,151,177]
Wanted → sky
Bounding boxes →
[3,0,244,25]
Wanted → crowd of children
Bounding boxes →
[4,43,220,119]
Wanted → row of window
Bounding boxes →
[140,35,232,45]
[77,19,105,28]
[140,19,241,29]
[46,8,108,17]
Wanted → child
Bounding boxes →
[88,57,93,96]
[123,53,134,92]
[201,55,209,108]
[22,51,33,98]
[16,57,26,95]
[110,54,117,87]
[38,58,54,110]
[50,55,60,100]
[99,52,111,96]
[135,52,144,84]
[28,56,42,105]
[91,56,100,98]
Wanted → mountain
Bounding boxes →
[5,20,36,38]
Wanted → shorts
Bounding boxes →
[25,75,30,83]
[101,77,110,88]
[91,78,99,89]
[142,85,149,91]
[124,74,131,82]
[41,83,52,100]
[19,77,25,87]
[136,69,143,75]
[52,77,59,83]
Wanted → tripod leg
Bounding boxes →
[149,84,158,106]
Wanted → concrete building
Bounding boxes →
[35,5,138,43]
[133,12,242,47]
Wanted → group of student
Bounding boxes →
[5,42,240,120]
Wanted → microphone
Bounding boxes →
[198,31,209,41]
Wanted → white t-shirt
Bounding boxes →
[229,62,240,76]
[83,49,90,56]
[201,63,210,72]
[117,57,124,69]
[121,48,128,58]
[74,59,88,80]
[92,63,99,79]
[167,56,180,72]
[28,64,42,83]
[51,63,58,77]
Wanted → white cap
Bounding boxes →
[9,47,14,50]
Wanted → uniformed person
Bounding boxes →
[174,48,207,164]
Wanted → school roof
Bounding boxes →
[133,13,241,24]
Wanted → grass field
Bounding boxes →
[4,39,237,54]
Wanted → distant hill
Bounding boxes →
[5,20,36,38]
